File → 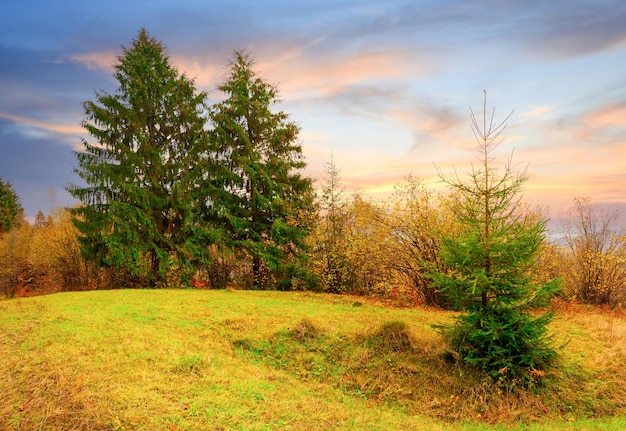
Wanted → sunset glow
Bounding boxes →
[1,1,625,227]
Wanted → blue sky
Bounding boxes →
[1,0,625,226]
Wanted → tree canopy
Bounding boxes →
[209,51,314,289]
[431,92,560,385]
[0,178,23,233]
[68,32,314,289]
[68,28,217,286]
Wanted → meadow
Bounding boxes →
[1,289,625,430]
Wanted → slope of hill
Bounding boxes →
[1,289,625,430]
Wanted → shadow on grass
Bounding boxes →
[231,318,626,426]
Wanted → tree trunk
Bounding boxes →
[252,254,261,289]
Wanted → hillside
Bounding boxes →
[1,290,625,430]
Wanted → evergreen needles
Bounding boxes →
[431,91,561,386]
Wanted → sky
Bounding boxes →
[1,0,626,230]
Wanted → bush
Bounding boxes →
[0,220,32,297]
[562,197,626,306]
[0,208,107,296]
[30,208,90,291]
[384,176,457,308]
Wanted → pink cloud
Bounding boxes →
[171,54,224,90]
[0,112,83,136]
[327,123,625,219]
[520,105,552,119]
[391,106,465,143]
[585,102,626,128]
[257,48,424,99]
[70,51,116,71]
[70,43,426,107]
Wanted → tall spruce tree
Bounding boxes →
[0,178,23,233]
[209,51,314,289]
[432,92,559,386]
[68,29,217,286]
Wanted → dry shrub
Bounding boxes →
[30,208,91,292]
[289,318,320,341]
[561,197,626,306]
[0,208,97,297]
[0,221,32,298]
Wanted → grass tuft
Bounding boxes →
[370,320,416,353]
[289,318,320,341]
[172,354,207,375]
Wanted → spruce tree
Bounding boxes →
[317,154,349,293]
[0,178,23,233]
[209,51,314,289]
[68,29,217,286]
[432,92,560,386]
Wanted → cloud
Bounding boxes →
[553,100,626,146]
[0,112,82,140]
[520,105,552,119]
[69,34,421,102]
[527,1,626,59]
[315,84,404,121]
[584,102,626,129]
[322,1,626,63]
[318,1,626,62]
[261,48,424,101]
[170,55,223,90]
[407,104,466,145]
[1,0,625,226]
[70,51,117,72]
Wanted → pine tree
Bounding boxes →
[209,51,314,289]
[0,178,23,233]
[68,29,217,286]
[432,92,560,386]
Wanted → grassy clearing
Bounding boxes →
[0,290,625,430]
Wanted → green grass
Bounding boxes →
[0,290,625,430]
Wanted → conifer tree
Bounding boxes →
[432,92,559,385]
[68,29,217,286]
[209,51,314,289]
[317,154,349,293]
[0,178,23,233]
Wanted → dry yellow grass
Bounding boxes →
[0,290,625,430]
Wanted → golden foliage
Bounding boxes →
[0,207,92,297]
[0,219,32,297]
[562,197,626,306]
